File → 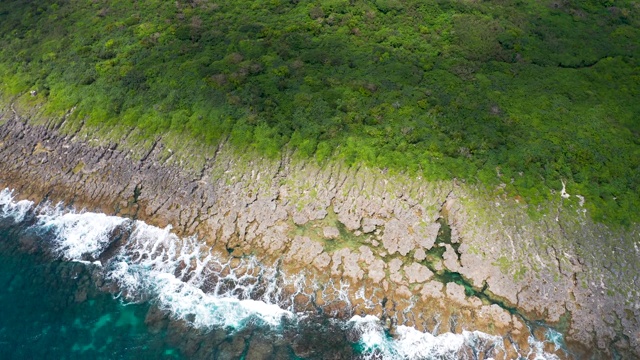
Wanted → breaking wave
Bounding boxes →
[347,315,504,360]
[0,188,33,222]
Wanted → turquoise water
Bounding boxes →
[0,226,182,359]
[0,225,360,359]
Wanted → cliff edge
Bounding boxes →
[1,103,638,359]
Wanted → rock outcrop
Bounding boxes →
[1,102,638,359]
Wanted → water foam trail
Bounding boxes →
[0,190,294,330]
[348,315,565,360]
[526,335,561,360]
[106,221,294,329]
[348,315,505,360]
[545,328,565,352]
[0,188,34,222]
[36,205,130,261]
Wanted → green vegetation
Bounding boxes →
[0,0,638,225]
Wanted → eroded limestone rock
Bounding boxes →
[442,244,461,272]
[420,281,444,300]
[322,226,340,239]
[388,258,404,284]
[285,236,324,265]
[367,259,386,283]
[403,262,433,284]
[445,282,467,305]
[478,304,512,329]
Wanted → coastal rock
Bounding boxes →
[312,252,331,270]
[442,244,461,272]
[367,259,386,283]
[361,217,383,233]
[322,226,340,239]
[358,245,375,265]
[388,258,405,284]
[342,251,364,282]
[445,282,467,305]
[285,236,323,265]
[403,262,433,284]
[477,304,512,329]
[457,249,490,288]
[381,219,413,256]
[484,272,519,305]
[415,222,440,250]
[395,285,412,299]
[0,113,638,359]
[330,248,364,281]
[255,224,288,255]
[420,281,444,300]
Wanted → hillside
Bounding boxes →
[0,0,639,225]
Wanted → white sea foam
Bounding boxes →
[349,315,504,359]
[545,328,565,352]
[349,315,394,355]
[36,207,130,260]
[526,334,561,360]
[394,327,477,359]
[0,189,294,332]
[349,315,563,360]
[117,264,291,328]
[0,188,34,222]
[105,221,294,329]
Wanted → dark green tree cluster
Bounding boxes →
[0,0,638,225]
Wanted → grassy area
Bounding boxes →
[0,0,638,225]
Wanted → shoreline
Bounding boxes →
[1,105,639,358]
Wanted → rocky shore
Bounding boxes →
[1,102,639,359]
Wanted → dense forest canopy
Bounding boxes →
[0,0,638,225]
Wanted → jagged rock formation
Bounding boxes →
[1,103,638,359]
